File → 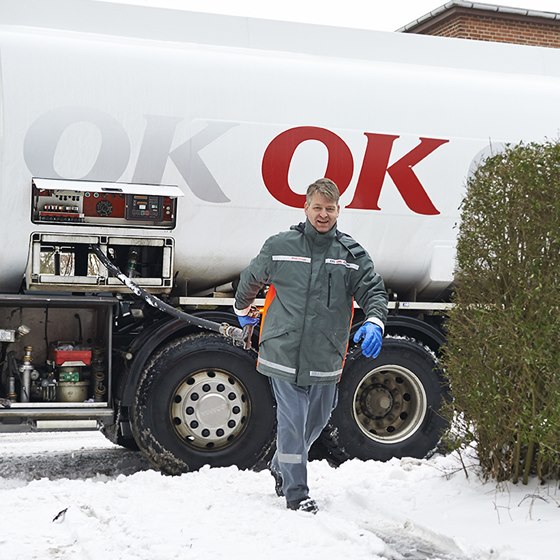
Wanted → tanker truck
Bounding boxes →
[1,0,559,474]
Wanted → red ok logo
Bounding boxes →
[261,126,449,215]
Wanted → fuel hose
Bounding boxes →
[89,245,252,348]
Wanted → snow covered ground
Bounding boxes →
[0,432,558,560]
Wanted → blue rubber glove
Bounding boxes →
[238,314,260,328]
[353,322,383,358]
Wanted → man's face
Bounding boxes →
[304,193,340,233]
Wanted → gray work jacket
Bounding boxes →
[235,220,388,387]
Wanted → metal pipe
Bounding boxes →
[19,346,33,403]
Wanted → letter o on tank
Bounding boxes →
[262,126,354,208]
[24,107,130,181]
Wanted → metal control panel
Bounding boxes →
[31,179,183,229]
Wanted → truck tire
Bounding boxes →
[130,333,276,474]
[324,337,448,462]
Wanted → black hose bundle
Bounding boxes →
[89,245,249,347]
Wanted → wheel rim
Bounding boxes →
[352,364,427,444]
[170,368,250,450]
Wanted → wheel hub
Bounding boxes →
[353,364,427,444]
[170,368,249,450]
[196,394,231,428]
[362,386,394,418]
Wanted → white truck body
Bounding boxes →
[1,0,559,471]
[2,0,559,299]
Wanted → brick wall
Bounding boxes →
[403,8,560,48]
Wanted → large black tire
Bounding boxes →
[130,333,276,474]
[325,337,448,462]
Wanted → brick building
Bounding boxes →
[398,1,560,48]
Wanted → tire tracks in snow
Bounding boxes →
[314,509,477,560]
[0,441,151,480]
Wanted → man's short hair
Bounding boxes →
[306,178,340,204]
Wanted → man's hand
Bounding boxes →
[353,322,383,358]
[238,314,260,327]
[235,308,261,350]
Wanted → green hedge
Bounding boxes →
[443,140,560,483]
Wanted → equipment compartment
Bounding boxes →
[0,295,115,430]
[26,234,174,293]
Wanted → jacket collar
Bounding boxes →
[303,219,337,246]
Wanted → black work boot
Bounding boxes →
[270,468,284,497]
[286,497,319,514]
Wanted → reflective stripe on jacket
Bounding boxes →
[235,220,388,386]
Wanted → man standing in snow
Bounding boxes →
[234,178,388,513]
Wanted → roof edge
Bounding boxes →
[397,1,560,32]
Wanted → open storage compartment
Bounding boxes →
[26,234,174,293]
[0,294,116,430]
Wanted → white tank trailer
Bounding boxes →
[1,0,559,472]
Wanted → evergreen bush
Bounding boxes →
[443,140,560,483]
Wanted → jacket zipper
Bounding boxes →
[327,273,332,308]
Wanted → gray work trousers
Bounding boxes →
[269,377,338,503]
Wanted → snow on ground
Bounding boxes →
[0,432,559,560]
